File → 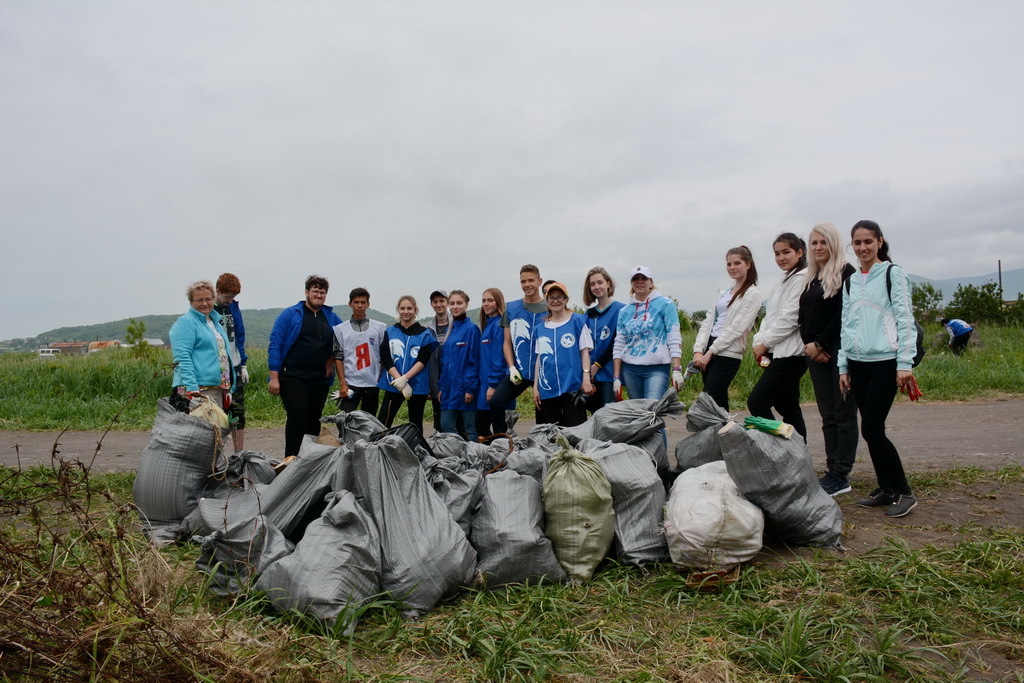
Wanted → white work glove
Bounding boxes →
[613,378,623,401]
[238,365,249,385]
[391,376,408,391]
[509,366,523,385]
[400,383,413,400]
[671,369,684,392]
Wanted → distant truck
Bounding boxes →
[38,348,61,360]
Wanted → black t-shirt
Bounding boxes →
[283,305,334,380]
[798,263,855,356]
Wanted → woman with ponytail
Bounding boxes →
[692,246,761,410]
[838,220,918,517]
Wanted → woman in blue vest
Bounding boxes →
[582,266,625,413]
[838,220,918,518]
[476,287,514,438]
[377,295,439,432]
[532,282,594,427]
[437,289,481,441]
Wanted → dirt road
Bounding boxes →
[2,397,1020,473]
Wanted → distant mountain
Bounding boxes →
[908,267,1024,303]
[0,306,392,353]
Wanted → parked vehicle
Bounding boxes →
[38,348,61,360]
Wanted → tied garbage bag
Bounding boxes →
[135,398,229,546]
[582,440,669,564]
[321,410,385,448]
[224,450,277,489]
[470,469,566,587]
[256,436,351,543]
[590,389,685,444]
[424,459,483,538]
[255,491,381,635]
[543,436,615,583]
[674,392,730,471]
[718,422,842,548]
[664,461,764,570]
[505,446,551,484]
[352,435,477,618]
[192,489,295,596]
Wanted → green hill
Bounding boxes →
[1,306,396,353]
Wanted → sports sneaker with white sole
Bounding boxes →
[819,472,852,497]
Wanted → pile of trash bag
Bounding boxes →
[133,389,843,632]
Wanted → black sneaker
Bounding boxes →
[819,473,852,497]
[858,488,895,508]
[885,494,918,518]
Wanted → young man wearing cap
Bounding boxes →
[332,287,387,415]
[425,289,451,433]
[488,264,547,431]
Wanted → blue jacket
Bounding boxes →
[214,299,247,367]
[478,315,513,410]
[170,307,234,392]
[838,262,917,373]
[268,301,343,374]
[438,317,481,410]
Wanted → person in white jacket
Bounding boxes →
[693,246,761,411]
[747,233,809,439]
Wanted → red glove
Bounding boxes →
[901,376,923,402]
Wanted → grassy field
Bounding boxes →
[2,324,1022,680]
[1,462,1022,681]
[1,323,1021,431]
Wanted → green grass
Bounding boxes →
[2,463,1023,681]
[1,323,1021,430]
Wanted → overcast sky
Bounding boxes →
[3,1,1022,340]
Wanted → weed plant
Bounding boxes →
[1,323,1021,431]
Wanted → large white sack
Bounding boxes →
[664,461,764,570]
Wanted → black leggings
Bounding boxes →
[487,377,536,432]
[847,359,910,495]
[747,355,808,440]
[378,391,428,433]
[700,341,741,411]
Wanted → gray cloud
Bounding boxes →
[2,1,1023,338]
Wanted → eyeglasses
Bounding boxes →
[546,296,568,303]
[192,297,214,304]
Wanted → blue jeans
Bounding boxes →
[622,363,670,400]
[441,409,478,442]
